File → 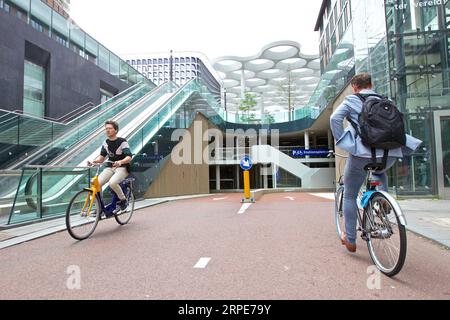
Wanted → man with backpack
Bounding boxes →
[330,73,422,253]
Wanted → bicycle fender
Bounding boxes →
[363,191,407,227]
[360,191,377,209]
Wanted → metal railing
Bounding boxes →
[4,101,95,124]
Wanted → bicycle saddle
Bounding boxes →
[364,163,386,172]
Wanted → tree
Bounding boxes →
[262,112,275,124]
[239,92,257,123]
[276,71,304,121]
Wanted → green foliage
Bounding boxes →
[263,113,275,124]
[239,92,257,123]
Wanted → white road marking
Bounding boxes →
[284,196,295,201]
[309,193,335,200]
[194,257,211,269]
[238,203,253,214]
[213,197,228,201]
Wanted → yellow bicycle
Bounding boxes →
[65,161,135,240]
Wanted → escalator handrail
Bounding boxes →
[123,80,197,146]
[46,82,177,166]
[7,82,149,170]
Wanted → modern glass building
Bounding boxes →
[0,0,150,118]
[315,0,450,199]
[125,52,222,103]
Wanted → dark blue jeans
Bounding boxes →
[343,155,397,245]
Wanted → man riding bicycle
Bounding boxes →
[87,120,133,212]
[330,73,422,253]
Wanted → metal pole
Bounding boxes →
[243,170,251,200]
[37,168,43,219]
[169,50,173,82]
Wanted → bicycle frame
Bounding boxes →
[81,162,133,218]
[354,171,407,240]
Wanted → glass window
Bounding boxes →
[85,35,98,58]
[119,61,129,83]
[110,54,120,77]
[10,0,29,12]
[30,19,43,33]
[441,118,450,188]
[23,60,46,118]
[3,1,10,12]
[70,24,85,50]
[30,0,51,28]
[98,45,109,72]
[52,11,69,38]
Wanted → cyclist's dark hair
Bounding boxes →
[105,120,119,132]
[351,73,372,89]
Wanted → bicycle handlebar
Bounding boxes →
[87,160,116,168]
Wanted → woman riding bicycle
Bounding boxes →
[330,73,422,253]
[87,120,133,212]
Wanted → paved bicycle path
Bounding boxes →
[0,192,449,300]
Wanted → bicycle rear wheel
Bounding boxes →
[334,185,345,241]
[115,189,134,226]
[363,193,407,277]
[66,190,100,240]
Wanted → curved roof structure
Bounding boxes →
[212,41,321,114]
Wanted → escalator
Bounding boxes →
[0,81,156,223]
[3,79,224,225]
[0,81,153,169]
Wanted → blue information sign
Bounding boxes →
[240,155,253,171]
[292,149,331,158]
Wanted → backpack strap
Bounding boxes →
[355,93,367,103]
[346,117,361,137]
[381,149,389,170]
[371,148,377,166]
[369,148,389,171]
[355,93,383,102]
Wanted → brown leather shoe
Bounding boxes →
[341,232,357,253]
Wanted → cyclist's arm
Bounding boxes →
[92,155,106,164]
[113,143,132,167]
[88,146,107,166]
[330,100,351,141]
[115,155,132,166]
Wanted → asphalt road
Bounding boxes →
[0,192,449,300]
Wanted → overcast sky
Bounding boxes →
[70,0,322,61]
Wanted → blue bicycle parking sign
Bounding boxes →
[240,155,253,171]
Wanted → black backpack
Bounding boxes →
[347,93,406,169]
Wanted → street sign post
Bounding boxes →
[240,156,254,203]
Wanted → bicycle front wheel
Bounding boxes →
[66,190,100,240]
[363,193,407,277]
[334,185,345,241]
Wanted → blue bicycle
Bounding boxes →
[66,161,135,240]
[334,155,407,277]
